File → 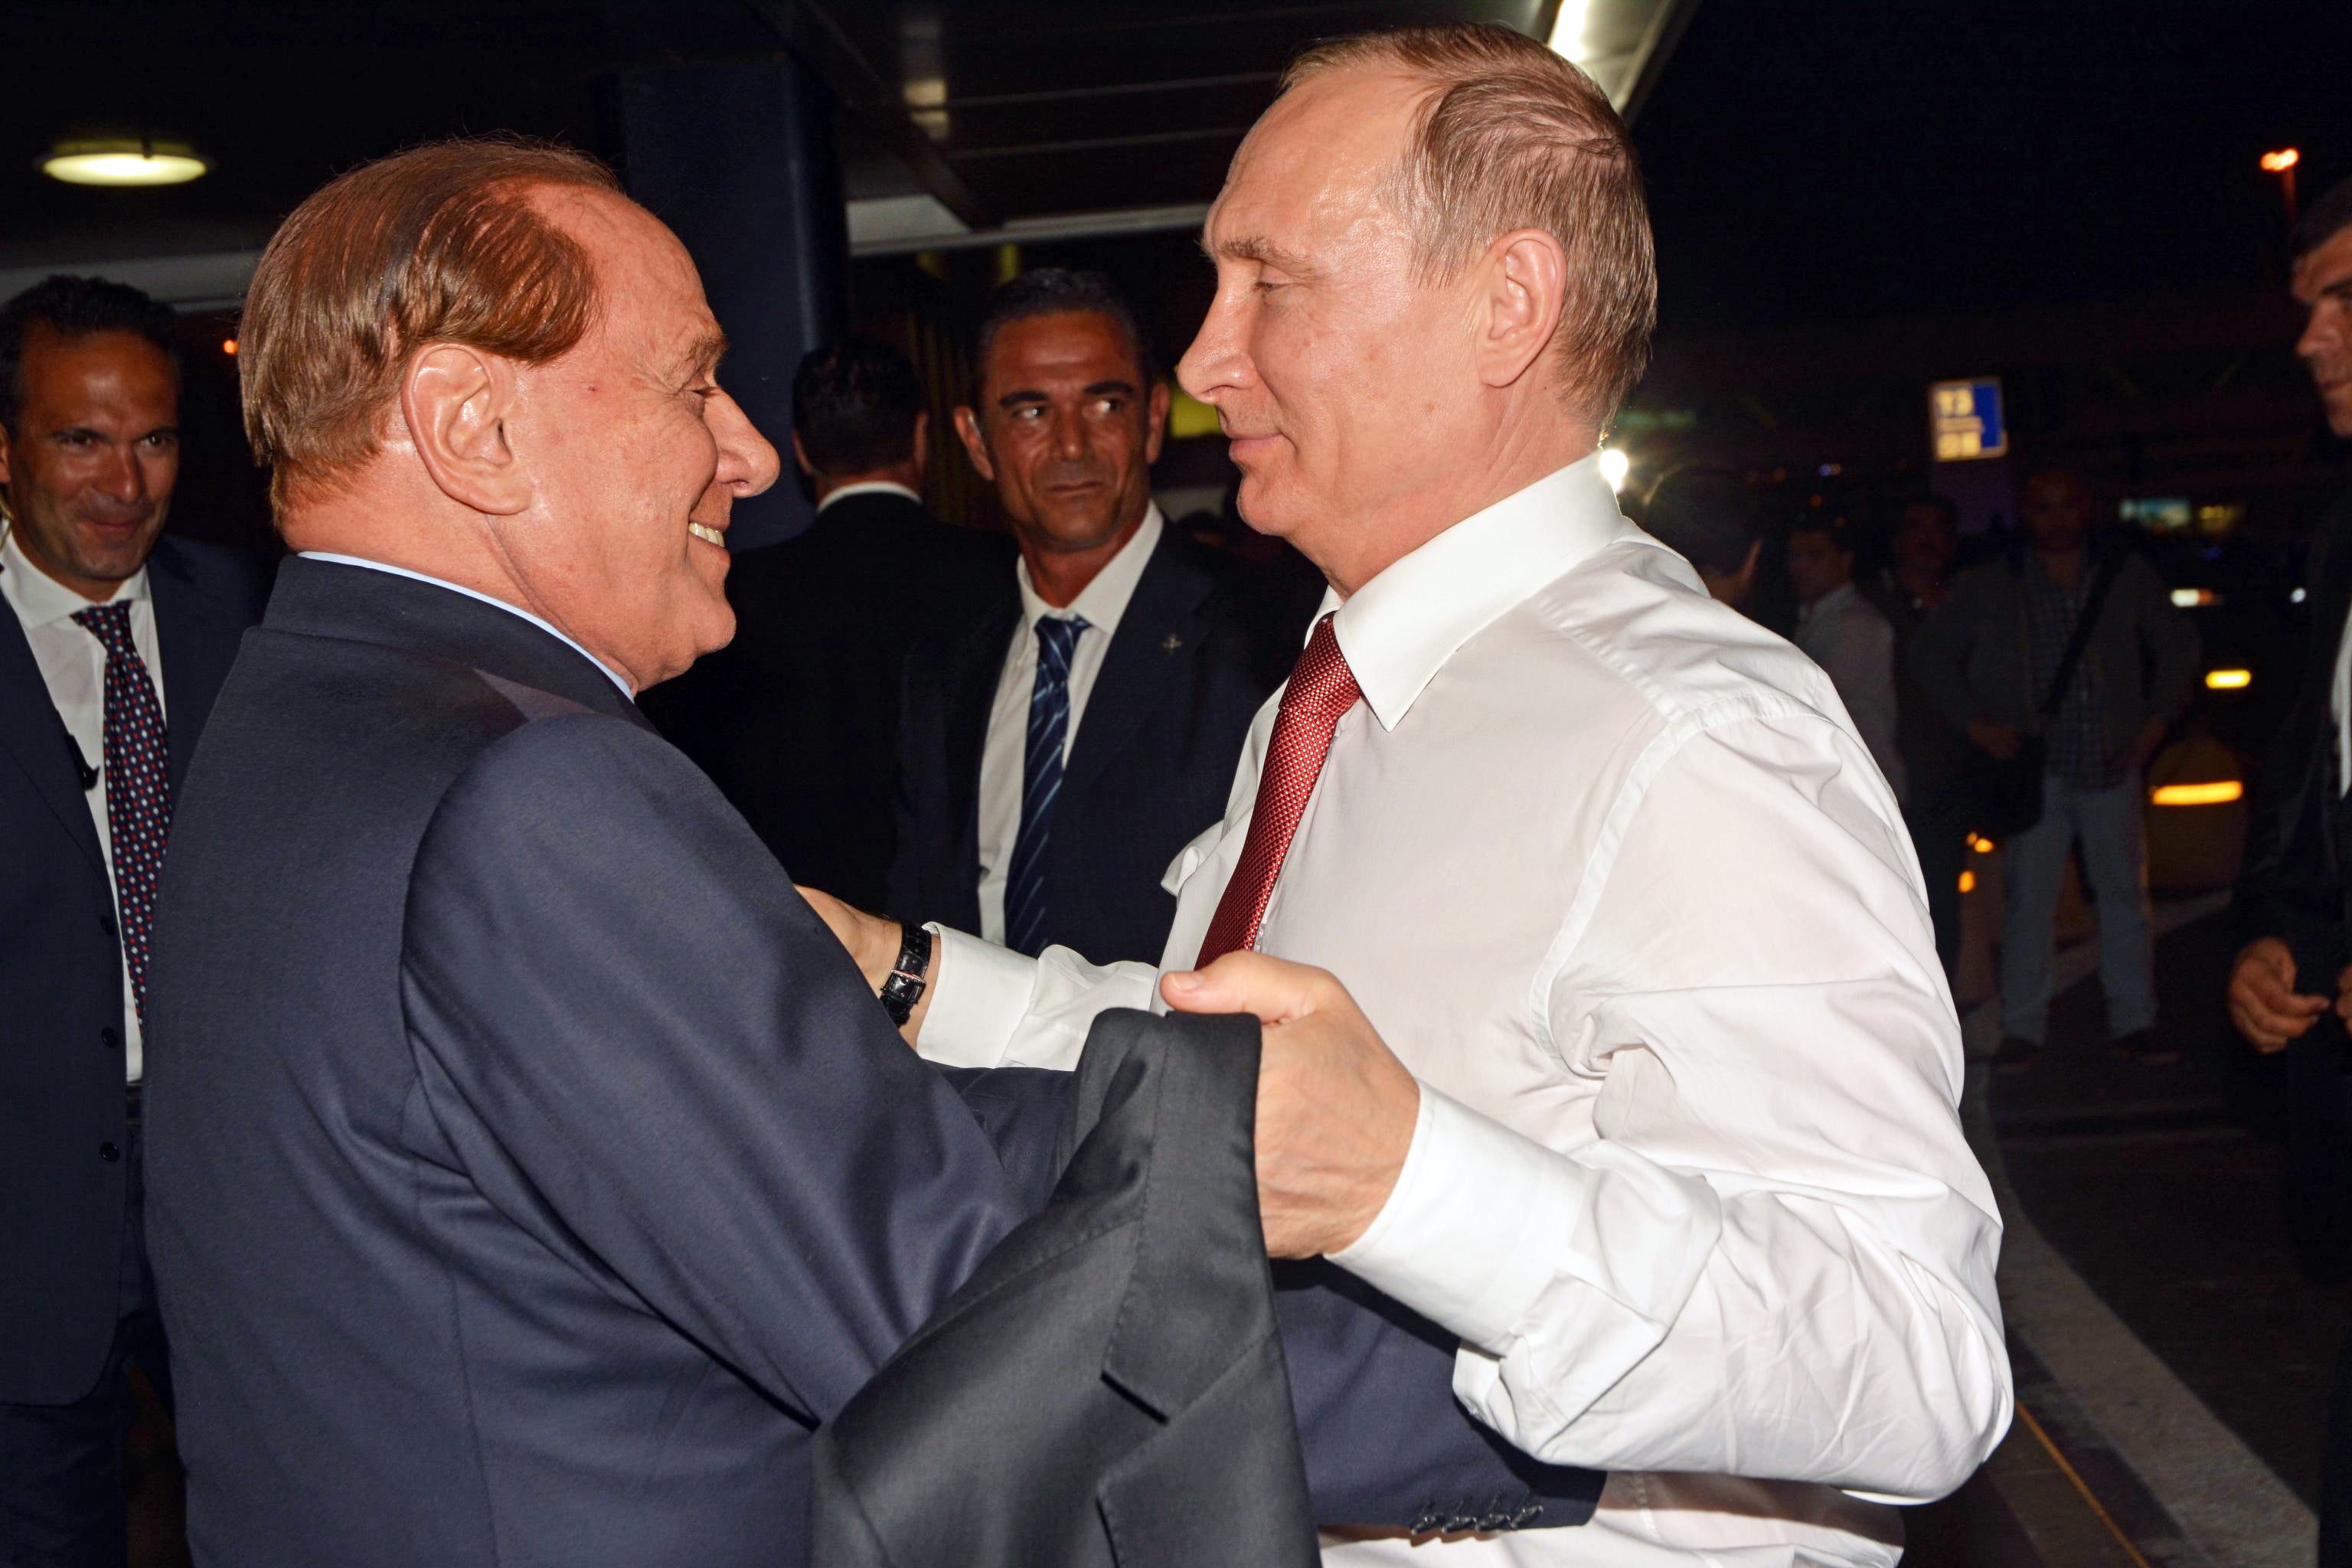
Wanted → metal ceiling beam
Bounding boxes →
[737,0,995,231]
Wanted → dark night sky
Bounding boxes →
[1632,0,2352,335]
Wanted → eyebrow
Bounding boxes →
[675,328,728,378]
[995,377,1139,410]
[1201,232,1320,278]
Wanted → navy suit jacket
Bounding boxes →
[0,534,266,1406]
[146,558,1579,1566]
[890,524,1298,961]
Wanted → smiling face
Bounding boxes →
[2295,225,2352,439]
[1180,68,1492,590]
[0,327,179,600]
[956,309,1165,565]
[495,188,779,688]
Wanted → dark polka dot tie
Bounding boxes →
[73,602,172,1026]
[1194,612,1361,968]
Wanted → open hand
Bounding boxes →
[1161,952,1418,1259]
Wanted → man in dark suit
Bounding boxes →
[2225,175,2352,1563]
[0,274,267,1566]
[645,337,1004,910]
[890,269,1298,962]
[146,139,1595,1568]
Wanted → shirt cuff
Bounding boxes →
[915,924,1034,1070]
[1327,1085,1584,1354]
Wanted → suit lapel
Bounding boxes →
[943,598,1019,876]
[1061,530,1214,802]
[0,599,106,876]
[149,540,250,797]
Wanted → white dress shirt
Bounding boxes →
[921,456,2010,1566]
[973,505,1164,943]
[2331,591,2352,795]
[296,552,635,697]
[815,479,923,514]
[1795,580,1907,803]
[2,525,165,1083]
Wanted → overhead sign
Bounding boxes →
[1929,377,2007,462]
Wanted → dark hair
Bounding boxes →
[2293,175,2352,263]
[968,268,1156,407]
[1637,464,1756,577]
[0,273,178,433]
[792,335,924,478]
[1786,512,1857,553]
[1897,492,1958,532]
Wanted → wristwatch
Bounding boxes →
[878,921,934,1027]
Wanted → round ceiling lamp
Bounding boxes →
[42,140,209,188]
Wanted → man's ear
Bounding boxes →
[952,405,995,483]
[0,421,14,495]
[791,432,815,481]
[1144,381,1171,466]
[1473,229,1570,392]
[400,343,529,515]
[910,410,931,482]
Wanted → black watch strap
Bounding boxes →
[879,921,934,1027]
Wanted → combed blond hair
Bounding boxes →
[1283,24,1656,425]
[239,137,621,514]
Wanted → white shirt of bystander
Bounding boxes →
[1795,579,1908,803]
[922,453,2010,1567]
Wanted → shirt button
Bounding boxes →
[99,1142,120,1163]
[100,1027,121,1050]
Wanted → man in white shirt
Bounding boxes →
[890,268,1293,964]
[815,21,2009,1566]
[1788,514,1907,801]
[0,275,267,1566]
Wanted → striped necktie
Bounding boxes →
[72,602,172,1024]
[1003,615,1089,956]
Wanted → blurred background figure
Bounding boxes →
[2223,174,2352,1566]
[890,268,1294,962]
[1914,465,2197,1073]
[645,336,1004,910]
[1867,495,1971,978]
[1788,511,1905,802]
[1634,462,1759,612]
[0,275,266,1568]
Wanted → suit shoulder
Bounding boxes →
[152,534,273,619]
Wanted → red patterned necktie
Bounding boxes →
[73,602,172,1025]
[1194,612,1361,968]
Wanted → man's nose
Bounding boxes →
[714,396,781,498]
[1049,406,1091,459]
[1178,293,1251,407]
[2299,302,2341,364]
[97,444,147,507]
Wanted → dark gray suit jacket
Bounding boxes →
[816,1009,1603,1566]
[0,534,267,1406]
[146,558,1596,1566]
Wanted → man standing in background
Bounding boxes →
[1913,465,2195,1071]
[891,268,1292,963]
[648,336,1002,910]
[1868,495,1969,979]
[0,275,266,1566]
[1788,511,1906,801]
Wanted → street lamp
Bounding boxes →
[2262,148,2300,231]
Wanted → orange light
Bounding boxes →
[2205,668,2251,690]
[2262,149,2301,173]
[2151,779,2244,807]
[1968,834,1997,854]
[220,338,237,356]
[1958,870,1977,894]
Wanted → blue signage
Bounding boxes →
[1929,377,2007,462]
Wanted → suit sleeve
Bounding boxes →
[399,714,1040,1424]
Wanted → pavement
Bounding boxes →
[1906,890,2338,1566]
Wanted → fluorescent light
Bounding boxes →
[1548,0,1590,60]
[1597,447,1629,493]
[2151,779,2243,807]
[2205,668,2251,690]
[43,146,207,188]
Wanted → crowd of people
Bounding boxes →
[4,15,2352,1568]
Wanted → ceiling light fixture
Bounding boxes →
[1547,0,1590,61]
[42,140,209,188]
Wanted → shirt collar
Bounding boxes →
[295,551,636,697]
[815,480,923,514]
[1015,503,1163,636]
[1330,452,1638,730]
[0,521,150,633]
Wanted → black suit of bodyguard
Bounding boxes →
[892,520,1289,962]
[2,533,264,1530]
[147,561,1582,1566]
